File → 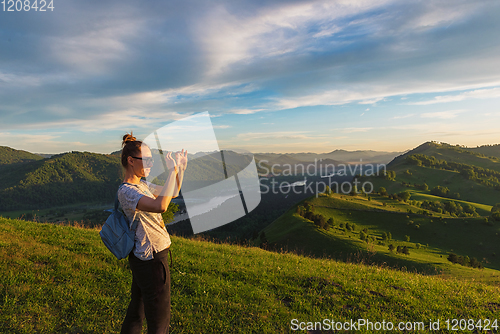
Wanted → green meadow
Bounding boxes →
[1,217,499,333]
[261,193,500,285]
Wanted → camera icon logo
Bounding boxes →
[142,112,261,233]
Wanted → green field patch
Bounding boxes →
[1,217,500,333]
[262,194,500,284]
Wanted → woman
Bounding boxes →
[118,133,187,334]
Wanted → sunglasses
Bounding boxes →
[131,156,154,167]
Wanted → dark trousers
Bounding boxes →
[121,248,171,334]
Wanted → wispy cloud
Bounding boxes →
[235,131,319,141]
[392,113,414,119]
[408,87,500,105]
[420,110,466,119]
[228,108,265,115]
[0,132,89,153]
[340,127,373,133]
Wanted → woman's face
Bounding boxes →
[132,146,154,178]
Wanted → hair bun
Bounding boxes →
[122,133,137,146]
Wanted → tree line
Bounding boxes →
[0,152,123,210]
[406,154,500,190]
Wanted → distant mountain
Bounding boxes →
[0,147,258,211]
[255,149,400,167]
[0,146,44,165]
[0,151,122,211]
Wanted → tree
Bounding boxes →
[398,191,411,202]
[402,246,410,255]
[492,212,500,221]
[405,235,410,242]
[491,203,500,221]
[385,170,396,181]
[492,203,500,213]
[327,217,334,227]
[162,203,179,224]
[378,187,388,196]
[317,215,327,230]
[296,206,304,216]
[388,244,395,252]
[460,168,476,180]
[430,185,449,197]
[324,185,332,196]
[447,253,458,263]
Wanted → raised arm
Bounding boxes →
[136,151,181,213]
[173,149,188,197]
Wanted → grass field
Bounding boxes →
[262,193,500,285]
[1,217,499,333]
[368,165,500,208]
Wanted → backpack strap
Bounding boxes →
[117,182,140,231]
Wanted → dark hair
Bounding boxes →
[121,133,142,168]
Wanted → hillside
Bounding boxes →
[0,146,44,165]
[388,141,500,172]
[0,152,123,211]
[261,193,500,284]
[368,141,500,207]
[468,144,500,159]
[1,217,499,333]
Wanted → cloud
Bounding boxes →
[392,113,414,119]
[195,0,395,77]
[358,98,384,105]
[408,87,500,105]
[235,131,320,141]
[228,108,265,115]
[340,127,372,133]
[420,110,466,119]
[0,132,89,153]
[213,125,231,129]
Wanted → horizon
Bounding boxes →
[1,1,500,154]
[4,140,500,157]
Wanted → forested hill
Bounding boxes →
[388,141,500,172]
[0,146,44,165]
[467,144,500,159]
[0,151,122,211]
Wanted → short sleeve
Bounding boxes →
[144,180,158,196]
[117,184,144,224]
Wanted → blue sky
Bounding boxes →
[1,0,500,154]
